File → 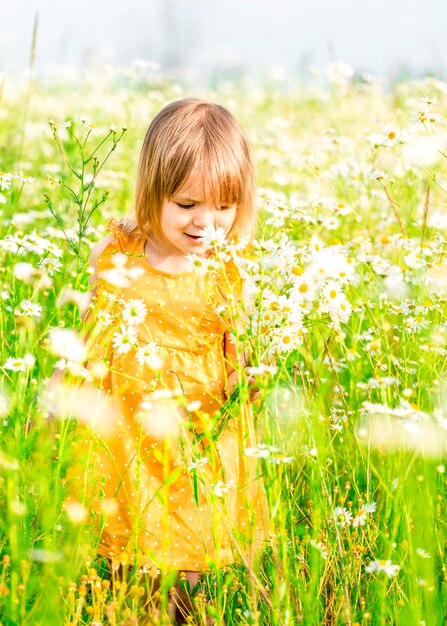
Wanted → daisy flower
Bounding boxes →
[188,456,209,471]
[96,310,113,327]
[3,357,27,371]
[185,253,219,274]
[352,502,377,526]
[212,480,235,497]
[40,258,62,275]
[198,224,227,248]
[13,262,35,282]
[48,328,87,363]
[332,506,353,528]
[3,354,34,371]
[16,300,42,318]
[135,343,162,370]
[112,325,138,355]
[365,559,400,578]
[44,241,63,257]
[24,234,49,256]
[122,299,148,326]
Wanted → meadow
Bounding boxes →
[1,61,447,625]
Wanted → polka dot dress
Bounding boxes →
[74,219,269,571]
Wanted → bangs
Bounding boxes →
[168,143,243,209]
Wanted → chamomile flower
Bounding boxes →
[13,262,35,282]
[48,328,87,363]
[352,502,377,526]
[188,456,209,471]
[44,241,63,257]
[135,343,162,370]
[365,559,400,578]
[186,400,202,412]
[122,299,148,326]
[277,323,305,352]
[416,548,431,559]
[381,126,401,146]
[15,300,42,318]
[212,480,235,497]
[3,357,27,371]
[309,539,329,560]
[332,506,353,528]
[96,310,113,327]
[24,233,49,255]
[40,257,62,275]
[185,253,219,274]
[112,325,138,355]
[3,354,34,371]
[198,224,227,248]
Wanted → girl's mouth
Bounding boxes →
[185,233,203,243]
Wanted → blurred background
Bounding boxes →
[2,0,446,84]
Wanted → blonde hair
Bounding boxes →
[120,98,257,240]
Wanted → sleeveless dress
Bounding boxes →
[75,219,269,571]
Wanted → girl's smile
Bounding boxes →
[146,177,237,270]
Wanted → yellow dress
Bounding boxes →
[75,219,269,571]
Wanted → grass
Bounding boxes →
[1,65,447,625]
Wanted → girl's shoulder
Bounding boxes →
[88,218,142,273]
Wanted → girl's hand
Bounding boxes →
[227,369,261,402]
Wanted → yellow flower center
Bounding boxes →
[299,283,309,293]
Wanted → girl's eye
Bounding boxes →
[219,206,231,211]
[177,203,194,209]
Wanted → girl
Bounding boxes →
[76,98,269,624]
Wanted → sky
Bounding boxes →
[1,0,446,82]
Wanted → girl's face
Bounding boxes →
[158,177,237,257]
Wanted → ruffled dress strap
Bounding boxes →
[106,218,130,253]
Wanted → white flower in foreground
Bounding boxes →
[352,502,377,527]
[416,548,431,559]
[15,300,42,318]
[213,480,235,497]
[13,262,35,282]
[188,456,209,471]
[48,328,87,363]
[3,354,35,371]
[40,257,63,275]
[3,357,27,371]
[112,325,138,355]
[332,506,353,528]
[43,241,63,257]
[185,253,219,274]
[198,224,227,248]
[309,539,329,560]
[122,299,148,326]
[135,343,162,370]
[365,559,400,578]
[186,400,201,412]
[246,364,278,376]
[29,549,62,563]
[24,234,49,256]
[64,500,88,523]
[0,391,9,417]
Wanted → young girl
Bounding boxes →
[76,98,269,624]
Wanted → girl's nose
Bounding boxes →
[193,207,216,227]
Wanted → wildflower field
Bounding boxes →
[2,63,447,625]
